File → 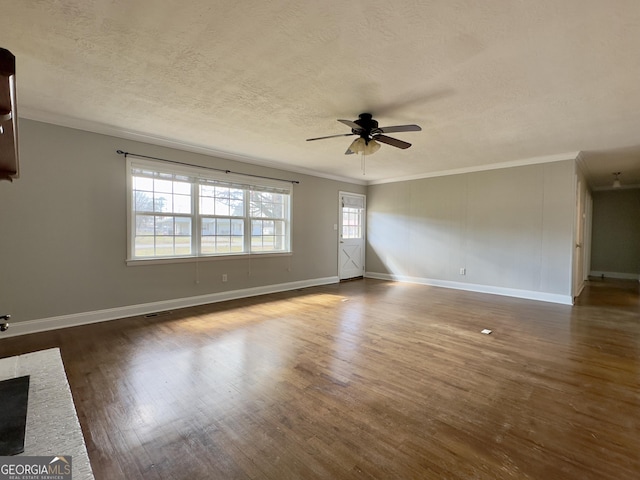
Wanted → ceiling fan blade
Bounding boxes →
[377,124,422,134]
[337,119,363,130]
[374,134,412,149]
[345,148,355,155]
[306,133,356,141]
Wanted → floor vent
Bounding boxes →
[144,311,172,318]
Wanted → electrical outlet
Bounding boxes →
[459,268,466,275]
[222,274,228,282]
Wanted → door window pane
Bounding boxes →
[342,207,363,239]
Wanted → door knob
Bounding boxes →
[0,314,9,332]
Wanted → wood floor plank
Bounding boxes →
[1,278,638,479]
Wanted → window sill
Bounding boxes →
[126,251,292,267]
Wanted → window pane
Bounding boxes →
[134,191,154,212]
[263,236,275,249]
[202,218,215,236]
[251,236,263,249]
[215,198,231,216]
[175,236,191,255]
[201,185,215,196]
[266,220,275,231]
[174,194,191,214]
[155,216,174,235]
[216,219,231,235]
[154,193,172,213]
[251,192,285,219]
[201,237,216,254]
[155,236,174,256]
[155,179,173,193]
[133,176,153,191]
[230,236,243,252]
[230,199,244,216]
[200,197,215,215]
[271,203,283,218]
[216,236,231,253]
[214,186,228,197]
[175,217,191,235]
[231,219,244,235]
[174,181,190,195]
[135,215,154,235]
[134,236,154,257]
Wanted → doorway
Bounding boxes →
[338,192,366,280]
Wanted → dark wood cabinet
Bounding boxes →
[0,48,19,181]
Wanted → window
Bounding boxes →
[341,207,363,239]
[341,194,364,239]
[127,158,292,262]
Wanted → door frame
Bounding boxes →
[573,174,592,300]
[338,191,366,280]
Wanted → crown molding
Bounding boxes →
[366,151,580,185]
[18,108,367,186]
[18,109,583,188]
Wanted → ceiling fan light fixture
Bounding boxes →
[348,137,381,155]
[347,138,362,154]
[612,171,621,188]
[366,139,381,155]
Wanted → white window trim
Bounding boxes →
[126,157,293,264]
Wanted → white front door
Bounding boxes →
[339,192,365,280]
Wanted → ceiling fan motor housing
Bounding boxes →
[353,113,377,142]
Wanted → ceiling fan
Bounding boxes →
[306,113,421,155]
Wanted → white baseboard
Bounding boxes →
[365,272,573,305]
[589,271,640,281]
[1,276,339,338]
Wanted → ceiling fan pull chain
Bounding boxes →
[361,152,366,176]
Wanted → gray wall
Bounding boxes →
[0,119,580,326]
[590,189,640,277]
[366,160,576,298]
[0,120,364,323]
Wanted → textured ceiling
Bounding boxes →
[3,0,640,187]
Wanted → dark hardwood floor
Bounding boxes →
[1,278,639,479]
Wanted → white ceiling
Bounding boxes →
[3,0,640,187]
